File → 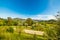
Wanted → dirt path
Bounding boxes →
[23,29,44,35]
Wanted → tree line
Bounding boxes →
[0,17,56,26]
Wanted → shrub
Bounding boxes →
[6,27,14,33]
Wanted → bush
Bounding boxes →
[6,27,14,33]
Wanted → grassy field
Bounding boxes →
[0,26,45,40]
[0,25,57,40]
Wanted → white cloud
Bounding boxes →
[0,7,57,20]
[31,15,56,20]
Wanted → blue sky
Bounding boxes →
[0,0,60,20]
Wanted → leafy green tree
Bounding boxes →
[7,17,13,26]
[47,19,56,24]
[0,19,4,26]
[24,23,28,27]
[25,18,33,26]
[55,12,60,40]
[13,18,23,26]
[0,18,5,26]
[45,11,60,40]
